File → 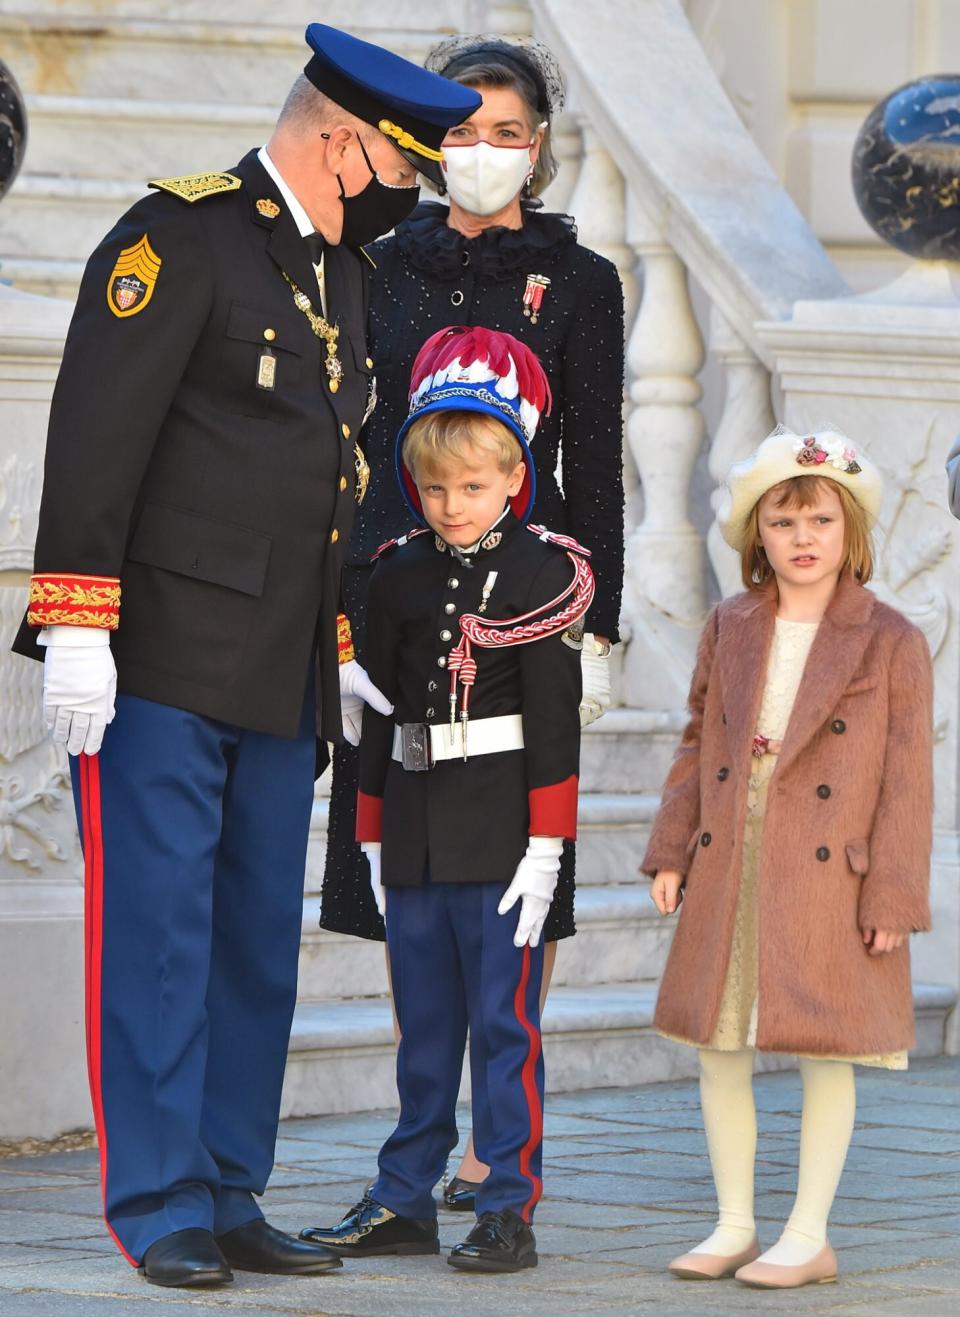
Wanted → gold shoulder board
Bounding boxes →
[148,172,242,203]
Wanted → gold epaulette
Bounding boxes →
[148,172,242,203]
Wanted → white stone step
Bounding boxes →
[297,883,670,1002]
[578,706,684,795]
[0,174,148,261]
[0,256,84,301]
[279,981,957,1118]
[23,94,277,181]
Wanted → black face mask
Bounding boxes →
[335,134,420,248]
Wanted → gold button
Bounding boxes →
[263,328,276,342]
[366,356,374,369]
[330,529,339,544]
[339,475,348,492]
[341,422,351,439]
[329,379,339,394]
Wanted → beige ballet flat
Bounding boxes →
[668,1236,760,1279]
[735,1242,838,1288]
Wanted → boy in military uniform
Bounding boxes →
[301,326,593,1273]
[13,24,480,1290]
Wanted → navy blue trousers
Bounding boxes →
[373,881,545,1223]
[71,689,315,1265]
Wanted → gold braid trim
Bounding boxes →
[28,573,121,629]
[337,612,355,665]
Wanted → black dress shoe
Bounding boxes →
[139,1228,233,1288]
[216,1218,342,1274]
[442,1176,481,1213]
[300,1193,439,1257]
[447,1209,538,1273]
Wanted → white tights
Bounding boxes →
[693,1049,856,1265]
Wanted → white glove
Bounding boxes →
[497,836,564,948]
[39,625,117,757]
[339,659,393,746]
[579,633,612,728]
[361,841,385,917]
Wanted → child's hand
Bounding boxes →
[650,869,683,916]
[862,927,906,956]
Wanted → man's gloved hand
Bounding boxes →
[361,841,385,917]
[579,633,612,728]
[339,659,393,746]
[497,835,564,948]
[39,625,117,756]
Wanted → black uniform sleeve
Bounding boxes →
[30,195,214,599]
[356,558,400,841]
[560,253,625,641]
[520,551,585,840]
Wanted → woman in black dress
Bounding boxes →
[321,34,625,1199]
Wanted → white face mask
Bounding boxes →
[442,140,535,216]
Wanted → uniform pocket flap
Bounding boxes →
[128,503,272,597]
[845,839,870,876]
[226,301,303,355]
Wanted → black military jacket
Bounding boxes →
[357,513,584,886]
[14,149,372,742]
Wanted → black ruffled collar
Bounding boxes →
[391,201,577,281]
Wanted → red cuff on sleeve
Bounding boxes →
[529,775,579,841]
[27,573,121,630]
[355,791,383,843]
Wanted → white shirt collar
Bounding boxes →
[257,146,314,239]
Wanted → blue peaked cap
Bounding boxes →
[304,24,482,186]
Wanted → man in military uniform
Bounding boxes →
[12,23,480,1290]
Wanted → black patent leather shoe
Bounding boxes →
[447,1209,538,1273]
[300,1193,439,1257]
[139,1228,233,1288]
[442,1176,481,1212]
[216,1218,342,1274]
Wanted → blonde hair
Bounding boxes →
[741,474,874,589]
[403,410,522,478]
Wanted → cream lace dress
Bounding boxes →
[705,617,906,1069]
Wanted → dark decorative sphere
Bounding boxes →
[852,75,960,259]
[0,60,27,203]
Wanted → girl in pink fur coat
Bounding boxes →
[642,427,933,1290]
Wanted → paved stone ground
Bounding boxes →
[0,1057,956,1316]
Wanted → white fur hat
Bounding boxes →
[716,426,883,552]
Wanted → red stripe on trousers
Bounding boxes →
[513,943,544,1221]
[80,753,138,1268]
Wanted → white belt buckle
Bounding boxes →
[399,722,433,772]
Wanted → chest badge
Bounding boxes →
[106,234,161,318]
[522,273,551,325]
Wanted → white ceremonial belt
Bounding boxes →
[391,714,524,769]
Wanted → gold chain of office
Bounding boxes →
[282,273,344,393]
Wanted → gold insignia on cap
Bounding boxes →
[106,234,161,319]
[377,119,444,162]
[148,172,242,203]
[256,197,281,219]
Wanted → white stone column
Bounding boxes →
[565,113,639,324]
[0,284,92,1142]
[707,306,774,599]
[620,197,707,708]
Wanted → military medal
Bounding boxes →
[354,443,370,504]
[522,273,551,324]
[478,570,498,614]
[282,273,343,392]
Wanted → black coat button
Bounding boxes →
[700,831,712,847]
[717,767,730,781]
[817,784,831,799]
[816,846,830,862]
[831,719,846,734]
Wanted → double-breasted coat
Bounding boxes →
[642,573,934,1057]
[13,149,372,747]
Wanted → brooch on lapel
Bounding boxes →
[480,530,502,551]
[256,198,280,219]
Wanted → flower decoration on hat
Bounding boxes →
[794,434,862,474]
[395,324,552,524]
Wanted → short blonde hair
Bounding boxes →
[741,474,874,589]
[403,410,522,479]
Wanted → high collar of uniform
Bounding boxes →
[390,201,577,281]
[433,509,519,561]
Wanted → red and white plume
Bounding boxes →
[409,325,552,440]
